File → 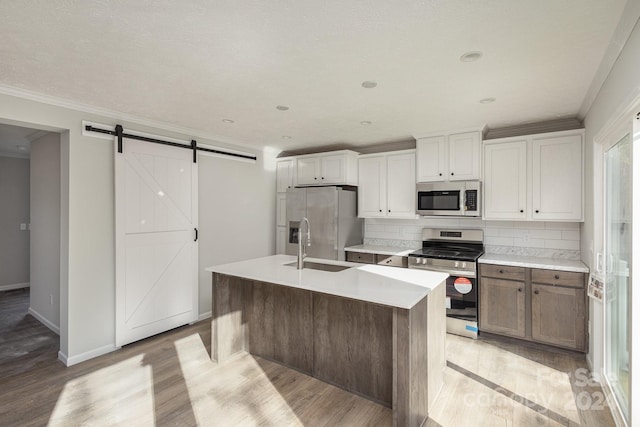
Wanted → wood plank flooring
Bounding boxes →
[0,289,616,426]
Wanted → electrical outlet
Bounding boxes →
[523,233,530,242]
[20,223,27,231]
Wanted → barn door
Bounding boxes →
[115,137,198,347]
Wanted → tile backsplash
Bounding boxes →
[363,218,582,260]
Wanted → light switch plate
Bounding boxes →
[20,223,27,230]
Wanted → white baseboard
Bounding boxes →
[585,354,602,383]
[0,282,30,292]
[198,311,212,322]
[59,344,118,367]
[28,307,60,335]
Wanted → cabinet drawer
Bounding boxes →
[346,252,375,264]
[376,255,408,268]
[531,269,585,288]
[480,264,526,281]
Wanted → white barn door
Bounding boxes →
[115,137,198,347]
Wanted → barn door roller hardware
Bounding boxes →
[84,124,257,162]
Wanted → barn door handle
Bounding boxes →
[194,228,198,242]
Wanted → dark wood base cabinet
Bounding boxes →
[479,264,587,352]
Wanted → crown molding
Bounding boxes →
[0,150,29,159]
[0,84,260,153]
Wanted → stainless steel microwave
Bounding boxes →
[416,181,481,217]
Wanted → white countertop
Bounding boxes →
[344,244,415,256]
[205,255,448,309]
[479,254,589,273]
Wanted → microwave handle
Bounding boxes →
[461,190,466,212]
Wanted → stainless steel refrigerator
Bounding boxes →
[285,186,363,261]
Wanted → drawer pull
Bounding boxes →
[534,290,539,295]
[554,274,560,280]
[499,269,504,274]
[518,288,522,292]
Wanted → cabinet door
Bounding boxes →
[276,193,287,227]
[532,134,583,220]
[416,136,447,182]
[448,132,480,180]
[483,141,527,219]
[358,156,387,218]
[297,157,320,185]
[276,226,287,254]
[276,159,295,192]
[479,277,526,338]
[320,154,345,184]
[531,284,585,350]
[386,152,416,218]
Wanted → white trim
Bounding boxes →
[594,90,640,147]
[579,3,640,119]
[413,126,486,140]
[0,151,29,159]
[27,307,60,335]
[0,84,258,150]
[58,344,118,367]
[197,311,212,322]
[602,375,629,427]
[0,282,30,291]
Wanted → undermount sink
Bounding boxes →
[284,261,351,272]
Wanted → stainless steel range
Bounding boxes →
[408,228,484,339]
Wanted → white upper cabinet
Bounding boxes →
[386,152,417,217]
[532,134,583,221]
[416,131,481,182]
[358,150,416,219]
[295,150,358,186]
[276,158,295,192]
[358,155,387,217]
[416,136,446,182]
[483,130,584,222]
[483,140,528,220]
[448,132,481,181]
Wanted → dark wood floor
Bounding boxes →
[0,289,616,426]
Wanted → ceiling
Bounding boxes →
[0,1,628,152]
[0,123,51,158]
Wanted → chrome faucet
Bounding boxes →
[297,217,311,269]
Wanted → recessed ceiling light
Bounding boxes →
[361,81,377,89]
[16,145,27,151]
[460,51,483,62]
[282,135,292,140]
[479,97,496,104]
[222,119,234,123]
[360,120,372,126]
[276,105,289,111]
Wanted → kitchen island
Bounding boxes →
[205,255,447,427]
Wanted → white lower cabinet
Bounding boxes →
[358,150,416,219]
[276,226,287,254]
[483,129,584,222]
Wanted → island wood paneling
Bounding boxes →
[313,293,393,405]
[273,286,313,374]
[211,274,248,363]
[425,282,445,411]
[248,281,275,359]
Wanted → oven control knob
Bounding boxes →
[454,261,459,268]
[421,258,427,265]
[462,262,467,269]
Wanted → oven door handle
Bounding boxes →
[411,264,476,278]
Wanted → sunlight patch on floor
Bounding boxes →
[173,333,303,426]
[48,355,155,426]
[437,334,580,426]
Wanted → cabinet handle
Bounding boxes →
[379,209,382,212]
[314,177,317,180]
[518,288,522,292]
[534,290,539,295]
[388,209,391,213]
[439,173,442,176]
[499,269,504,274]
[535,209,539,213]
[386,260,391,263]
[321,177,325,180]
[554,274,560,280]
[520,210,524,213]
[451,172,454,176]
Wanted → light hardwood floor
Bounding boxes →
[0,289,615,426]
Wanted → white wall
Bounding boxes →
[198,152,276,317]
[0,156,30,288]
[29,132,61,333]
[0,90,276,364]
